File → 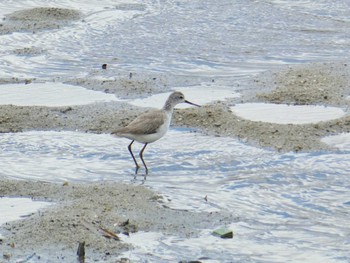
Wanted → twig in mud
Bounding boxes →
[82,219,120,241]
[98,226,120,240]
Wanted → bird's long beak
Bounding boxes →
[185,100,201,107]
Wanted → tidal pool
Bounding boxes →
[231,103,346,124]
[0,197,50,226]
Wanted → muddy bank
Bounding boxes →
[0,179,235,262]
[0,7,81,35]
[175,104,350,152]
[176,62,350,152]
[0,102,141,134]
[1,63,349,152]
[254,62,349,106]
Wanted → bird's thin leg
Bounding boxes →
[139,143,149,175]
[128,140,140,174]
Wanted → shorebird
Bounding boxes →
[112,91,200,175]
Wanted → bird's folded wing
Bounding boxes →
[114,110,166,135]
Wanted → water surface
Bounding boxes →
[0,130,349,262]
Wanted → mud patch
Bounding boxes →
[0,179,235,262]
[12,46,45,56]
[67,74,171,99]
[0,7,81,34]
[174,62,350,152]
[254,62,350,106]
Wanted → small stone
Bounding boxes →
[212,228,233,239]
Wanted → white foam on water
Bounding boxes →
[321,133,350,151]
[231,103,346,124]
[128,85,240,109]
[0,197,50,225]
[0,82,121,106]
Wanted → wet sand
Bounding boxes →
[0,179,235,262]
[1,6,350,263]
[0,7,81,35]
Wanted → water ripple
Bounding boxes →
[1,130,349,261]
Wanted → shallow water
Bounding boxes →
[0,130,350,262]
[231,103,346,124]
[0,197,50,226]
[322,133,350,151]
[0,82,120,106]
[1,0,350,80]
[1,0,350,262]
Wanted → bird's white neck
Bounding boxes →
[162,100,175,112]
